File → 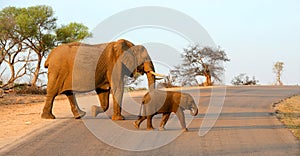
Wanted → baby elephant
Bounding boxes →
[133,90,198,131]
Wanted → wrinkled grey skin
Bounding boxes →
[133,90,198,131]
[41,39,157,120]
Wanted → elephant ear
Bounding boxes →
[113,39,137,76]
[110,39,136,111]
[120,48,138,75]
[129,45,155,75]
[130,45,150,65]
[179,93,189,109]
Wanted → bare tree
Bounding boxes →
[124,74,144,91]
[157,75,177,88]
[171,65,200,86]
[273,61,284,85]
[171,44,230,86]
[0,40,34,88]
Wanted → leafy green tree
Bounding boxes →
[56,22,92,44]
[0,5,92,88]
[20,5,57,86]
[171,45,230,86]
[0,7,31,88]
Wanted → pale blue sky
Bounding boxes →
[1,0,300,85]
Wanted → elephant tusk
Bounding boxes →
[155,77,164,80]
[149,71,165,78]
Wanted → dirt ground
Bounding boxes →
[0,94,72,149]
[1,88,299,151]
[0,91,144,149]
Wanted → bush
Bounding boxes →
[13,84,46,95]
[231,73,259,85]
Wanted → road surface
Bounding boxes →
[1,86,300,156]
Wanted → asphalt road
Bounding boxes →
[1,86,300,156]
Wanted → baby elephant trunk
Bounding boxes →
[190,106,198,116]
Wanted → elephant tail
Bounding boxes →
[142,92,151,104]
[142,98,146,104]
[44,59,49,68]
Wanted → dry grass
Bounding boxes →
[0,94,67,105]
[0,94,45,105]
[274,95,300,140]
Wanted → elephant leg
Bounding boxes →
[146,115,154,130]
[111,94,125,120]
[109,63,125,120]
[159,113,171,131]
[66,93,86,119]
[91,90,110,117]
[175,108,187,132]
[41,94,56,119]
[133,116,147,129]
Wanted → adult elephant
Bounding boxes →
[41,39,162,120]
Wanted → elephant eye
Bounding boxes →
[137,64,144,73]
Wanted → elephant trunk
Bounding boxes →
[190,106,198,116]
[144,61,156,90]
[146,71,156,90]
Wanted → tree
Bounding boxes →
[171,44,230,86]
[0,5,92,88]
[56,22,92,44]
[23,6,91,86]
[157,75,177,88]
[273,61,284,85]
[21,5,57,86]
[0,7,33,88]
[231,73,258,85]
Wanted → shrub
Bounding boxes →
[231,73,259,85]
[13,84,47,95]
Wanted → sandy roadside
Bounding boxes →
[0,86,220,150]
[0,90,149,150]
[0,95,75,149]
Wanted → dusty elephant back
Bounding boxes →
[72,43,109,91]
[45,42,109,94]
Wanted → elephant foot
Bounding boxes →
[74,110,86,119]
[146,127,154,131]
[181,128,188,132]
[158,127,165,131]
[91,105,104,117]
[133,121,140,129]
[41,112,56,119]
[112,115,125,120]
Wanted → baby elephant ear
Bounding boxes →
[179,94,190,109]
[121,47,138,75]
[178,93,198,115]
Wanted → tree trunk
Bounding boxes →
[204,74,212,86]
[31,54,42,86]
[7,62,15,88]
[203,67,212,86]
[277,75,283,85]
[279,74,283,85]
